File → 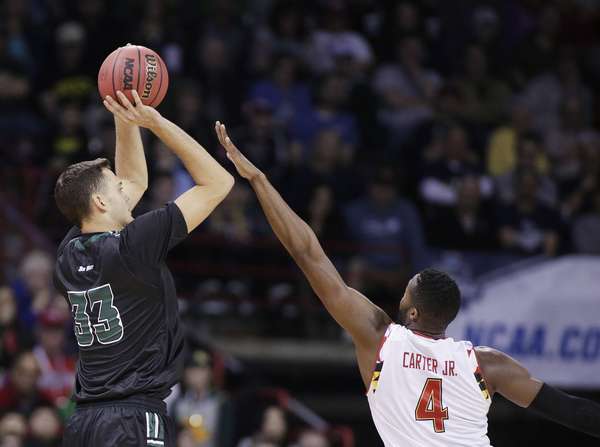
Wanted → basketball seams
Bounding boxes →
[148,51,164,108]
[157,56,169,107]
[111,47,123,101]
[136,46,142,100]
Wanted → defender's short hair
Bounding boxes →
[54,158,111,226]
[413,268,461,328]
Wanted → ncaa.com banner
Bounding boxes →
[447,256,600,389]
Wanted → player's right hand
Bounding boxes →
[215,121,263,181]
[103,90,162,130]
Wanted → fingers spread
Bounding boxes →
[104,97,134,123]
[116,91,134,110]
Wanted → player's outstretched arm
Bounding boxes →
[216,122,392,381]
[106,93,234,232]
[104,91,149,208]
[475,347,600,439]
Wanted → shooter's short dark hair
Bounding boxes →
[54,158,111,226]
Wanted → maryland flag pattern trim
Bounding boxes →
[370,360,384,393]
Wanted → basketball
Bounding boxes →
[98,44,169,108]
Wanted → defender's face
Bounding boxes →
[100,169,133,227]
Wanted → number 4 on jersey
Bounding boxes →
[67,284,124,347]
[415,378,449,433]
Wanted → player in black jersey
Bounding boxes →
[53,90,234,447]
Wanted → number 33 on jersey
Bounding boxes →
[67,284,124,347]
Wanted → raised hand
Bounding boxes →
[215,121,263,181]
[103,90,162,130]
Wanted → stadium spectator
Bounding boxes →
[498,171,561,256]
[452,44,511,131]
[232,98,291,177]
[343,168,426,314]
[0,352,52,416]
[173,349,233,447]
[0,286,33,372]
[291,74,358,154]
[486,100,540,177]
[495,132,557,207]
[372,35,441,145]
[32,309,75,408]
[191,34,241,125]
[0,412,27,447]
[284,129,358,208]
[264,1,308,59]
[237,406,288,447]
[558,137,600,219]
[248,53,312,131]
[305,1,373,75]
[522,55,593,136]
[10,251,53,328]
[572,188,600,254]
[42,22,93,117]
[420,124,493,225]
[293,429,330,447]
[26,406,62,447]
[0,24,37,138]
[303,185,346,244]
[428,176,497,251]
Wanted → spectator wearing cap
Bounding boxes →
[32,308,76,408]
[173,350,233,447]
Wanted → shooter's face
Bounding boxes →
[98,169,133,228]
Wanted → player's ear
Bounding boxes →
[408,306,419,323]
[91,193,107,212]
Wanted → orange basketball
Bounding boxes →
[98,44,169,107]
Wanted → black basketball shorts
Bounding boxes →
[62,396,176,447]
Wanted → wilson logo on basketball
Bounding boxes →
[141,54,158,99]
[123,58,135,90]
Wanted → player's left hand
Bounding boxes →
[103,90,162,130]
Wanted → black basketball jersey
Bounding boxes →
[54,202,188,403]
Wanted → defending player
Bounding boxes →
[215,123,600,446]
[54,91,234,447]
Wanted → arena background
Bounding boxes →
[1,0,599,445]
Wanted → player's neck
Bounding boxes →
[406,324,446,340]
[80,218,123,234]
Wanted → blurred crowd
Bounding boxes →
[2,0,600,445]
